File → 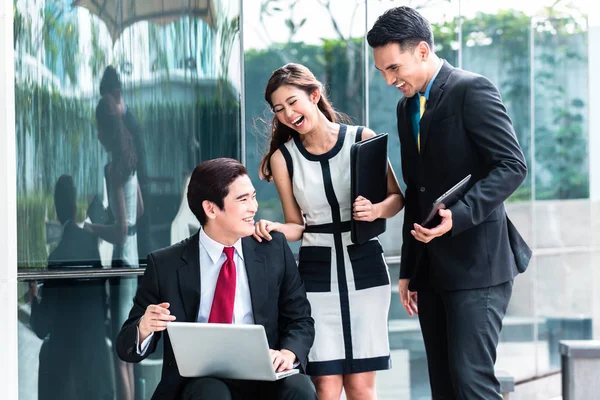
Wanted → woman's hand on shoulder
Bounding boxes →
[253,219,282,242]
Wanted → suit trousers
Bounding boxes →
[181,374,317,400]
[417,279,513,399]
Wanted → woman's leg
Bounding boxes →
[343,371,377,400]
[311,374,343,400]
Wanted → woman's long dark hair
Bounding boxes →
[259,63,350,181]
[95,94,137,186]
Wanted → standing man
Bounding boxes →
[116,158,317,400]
[367,6,531,399]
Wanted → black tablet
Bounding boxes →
[421,174,471,228]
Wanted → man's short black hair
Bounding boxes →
[54,174,76,224]
[187,158,248,226]
[100,65,121,95]
[367,6,434,51]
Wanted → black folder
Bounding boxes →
[350,133,388,245]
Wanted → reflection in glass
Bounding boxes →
[16,0,241,399]
[28,277,113,400]
[15,0,241,271]
[22,278,158,400]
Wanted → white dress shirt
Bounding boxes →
[137,229,254,354]
[196,229,254,324]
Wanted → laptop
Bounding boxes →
[166,322,299,381]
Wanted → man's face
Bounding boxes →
[208,174,258,242]
[373,42,429,98]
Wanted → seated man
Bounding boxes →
[116,158,316,400]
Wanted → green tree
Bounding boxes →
[533,11,588,199]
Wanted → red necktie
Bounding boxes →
[208,247,236,323]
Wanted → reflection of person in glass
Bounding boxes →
[368,6,530,399]
[116,158,317,400]
[85,94,144,400]
[254,63,404,400]
[29,174,113,400]
[100,65,150,257]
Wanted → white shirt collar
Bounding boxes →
[199,228,244,264]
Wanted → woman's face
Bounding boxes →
[270,85,319,134]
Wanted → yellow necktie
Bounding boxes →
[418,96,427,153]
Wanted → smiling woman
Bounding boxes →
[254,62,404,400]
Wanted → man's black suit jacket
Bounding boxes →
[397,61,531,292]
[116,231,315,400]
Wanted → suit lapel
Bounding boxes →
[398,96,419,171]
[398,97,417,149]
[419,61,453,154]
[241,237,268,319]
[178,232,201,322]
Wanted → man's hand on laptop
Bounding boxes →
[138,302,177,342]
[270,349,296,372]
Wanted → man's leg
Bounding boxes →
[443,280,513,400]
[261,374,318,400]
[182,378,261,400]
[181,377,232,400]
[417,287,455,399]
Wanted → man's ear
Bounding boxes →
[202,200,217,221]
[417,41,431,62]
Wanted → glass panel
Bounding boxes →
[18,277,153,400]
[531,1,592,375]
[14,0,242,272]
[15,0,242,398]
[243,0,367,252]
[459,0,538,380]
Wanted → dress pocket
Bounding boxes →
[347,240,389,290]
[298,246,332,292]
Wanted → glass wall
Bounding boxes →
[459,0,538,381]
[15,0,242,398]
[529,0,592,376]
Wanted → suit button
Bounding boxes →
[420,187,426,192]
